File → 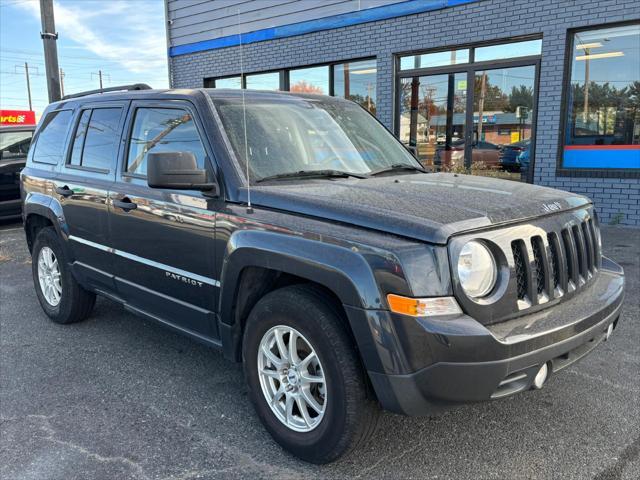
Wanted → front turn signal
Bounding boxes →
[387,294,462,317]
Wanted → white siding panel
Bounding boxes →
[167,0,407,47]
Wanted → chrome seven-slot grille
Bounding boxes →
[510,216,601,308]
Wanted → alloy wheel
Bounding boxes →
[37,246,62,307]
[257,325,327,432]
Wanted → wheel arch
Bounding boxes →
[217,230,382,363]
[23,195,69,258]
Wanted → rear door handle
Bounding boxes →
[113,197,138,212]
[55,185,73,197]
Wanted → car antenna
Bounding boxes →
[238,9,253,214]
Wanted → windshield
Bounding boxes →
[213,96,420,182]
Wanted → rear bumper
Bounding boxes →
[345,256,624,416]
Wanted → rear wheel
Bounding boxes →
[243,285,379,463]
[31,227,96,324]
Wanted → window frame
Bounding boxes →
[120,100,215,184]
[64,102,127,175]
[203,56,376,101]
[556,20,640,179]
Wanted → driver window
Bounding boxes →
[126,107,206,176]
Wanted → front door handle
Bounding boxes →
[55,185,73,197]
[113,197,138,212]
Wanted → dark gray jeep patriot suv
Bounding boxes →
[21,85,625,463]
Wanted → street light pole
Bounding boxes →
[39,0,61,102]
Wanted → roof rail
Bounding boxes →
[62,83,152,100]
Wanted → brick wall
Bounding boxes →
[169,0,640,226]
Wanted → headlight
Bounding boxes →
[457,241,497,298]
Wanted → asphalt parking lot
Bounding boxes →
[0,221,638,480]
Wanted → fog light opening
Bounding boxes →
[605,323,614,341]
[532,363,549,390]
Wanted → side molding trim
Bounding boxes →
[68,235,221,288]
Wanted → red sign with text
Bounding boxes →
[0,109,36,126]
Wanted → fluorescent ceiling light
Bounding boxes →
[351,68,377,75]
[576,42,603,49]
[575,51,624,61]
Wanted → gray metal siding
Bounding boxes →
[169,0,640,226]
[167,0,407,47]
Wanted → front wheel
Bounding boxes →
[243,285,379,463]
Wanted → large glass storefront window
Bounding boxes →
[562,23,640,170]
[472,65,535,181]
[397,39,541,182]
[245,72,280,90]
[214,76,241,89]
[289,66,330,95]
[206,59,378,115]
[334,59,377,115]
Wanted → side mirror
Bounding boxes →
[406,145,418,158]
[147,151,218,194]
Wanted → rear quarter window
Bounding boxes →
[32,110,72,165]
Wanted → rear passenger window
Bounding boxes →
[69,108,122,171]
[33,110,72,164]
[126,108,206,176]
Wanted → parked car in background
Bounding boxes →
[21,86,625,463]
[1,125,34,220]
[499,139,531,172]
[434,139,501,170]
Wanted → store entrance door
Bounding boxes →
[399,72,467,172]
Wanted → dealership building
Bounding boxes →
[165,0,640,225]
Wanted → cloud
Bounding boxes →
[17,0,167,74]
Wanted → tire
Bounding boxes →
[31,227,96,324]
[242,285,379,463]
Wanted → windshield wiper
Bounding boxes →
[368,164,427,176]
[256,169,368,183]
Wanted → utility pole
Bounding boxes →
[91,70,109,90]
[59,68,65,97]
[24,62,33,111]
[39,0,61,102]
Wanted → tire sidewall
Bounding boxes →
[243,293,351,461]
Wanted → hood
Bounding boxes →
[246,173,590,244]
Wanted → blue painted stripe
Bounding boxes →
[563,148,640,169]
[169,0,480,57]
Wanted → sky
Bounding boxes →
[0,0,169,116]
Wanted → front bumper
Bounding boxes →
[345,256,624,416]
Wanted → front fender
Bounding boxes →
[219,229,382,315]
[217,229,383,361]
